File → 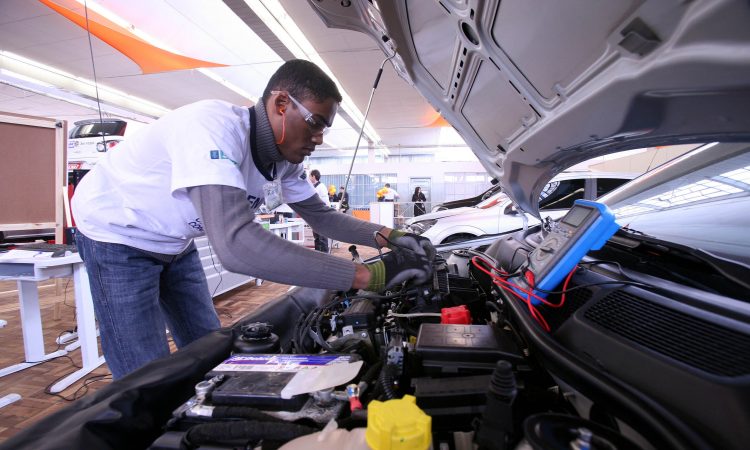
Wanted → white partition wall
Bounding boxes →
[369,202,394,229]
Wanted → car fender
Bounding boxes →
[426,223,486,245]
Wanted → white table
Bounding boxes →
[269,219,306,245]
[255,220,307,285]
[0,251,105,394]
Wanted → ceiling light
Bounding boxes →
[0,68,54,88]
[377,145,390,157]
[0,50,170,118]
[0,68,156,123]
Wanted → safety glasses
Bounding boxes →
[271,90,330,135]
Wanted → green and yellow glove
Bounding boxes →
[386,229,437,262]
[364,248,433,292]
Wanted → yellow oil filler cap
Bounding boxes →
[366,395,431,450]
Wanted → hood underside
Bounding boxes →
[308,0,750,213]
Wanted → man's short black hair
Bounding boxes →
[263,60,342,104]
[310,169,321,180]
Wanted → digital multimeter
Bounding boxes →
[512,200,620,304]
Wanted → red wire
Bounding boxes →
[471,257,547,302]
[471,256,578,332]
[559,266,578,307]
[471,256,550,331]
[276,111,286,145]
[523,270,551,331]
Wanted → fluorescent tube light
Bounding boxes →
[0,50,170,118]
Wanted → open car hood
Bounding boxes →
[308,0,750,214]
[407,206,476,223]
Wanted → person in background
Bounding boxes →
[382,183,400,202]
[71,59,436,379]
[412,186,427,216]
[337,186,350,213]
[328,184,337,203]
[309,169,330,253]
[382,183,401,220]
[376,187,386,202]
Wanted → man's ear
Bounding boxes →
[274,95,288,115]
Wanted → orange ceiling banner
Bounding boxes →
[38,0,227,74]
[426,112,451,128]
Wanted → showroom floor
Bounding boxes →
[0,241,378,444]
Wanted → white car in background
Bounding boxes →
[406,172,634,244]
[430,183,503,212]
[67,118,127,171]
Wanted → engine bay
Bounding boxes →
[149,223,750,450]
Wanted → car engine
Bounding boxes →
[149,225,750,450]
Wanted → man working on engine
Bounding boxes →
[72,59,436,378]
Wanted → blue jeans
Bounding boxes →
[313,231,329,253]
[75,233,220,379]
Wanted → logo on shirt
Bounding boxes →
[188,218,204,232]
[246,194,263,210]
[209,149,238,166]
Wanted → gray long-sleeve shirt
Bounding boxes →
[188,185,384,291]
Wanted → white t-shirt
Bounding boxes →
[313,180,330,207]
[383,187,399,201]
[72,100,316,254]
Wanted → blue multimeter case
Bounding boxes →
[514,200,620,304]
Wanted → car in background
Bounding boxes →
[407,172,633,244]
[431,182,502,212]
[67,118,127,171]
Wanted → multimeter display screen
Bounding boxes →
[561,206,592,227]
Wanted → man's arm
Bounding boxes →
[292,195,438,263]
[292,195,437,263]
[187,185,374,290]
[290,195,392,248]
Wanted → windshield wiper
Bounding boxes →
[610,228,750,294]
[619,226,652,237]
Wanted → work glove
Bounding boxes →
[364,248,434,292]
[386,229,437,262]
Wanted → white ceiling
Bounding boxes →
[0,0,451,152]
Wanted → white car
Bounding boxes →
[67,119,127,171]
[431,183,502,212]
[406,172,633,244]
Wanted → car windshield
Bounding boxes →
[70,121,126,139]
[601,142,750,265]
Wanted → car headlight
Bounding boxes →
[406,219,437,235]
